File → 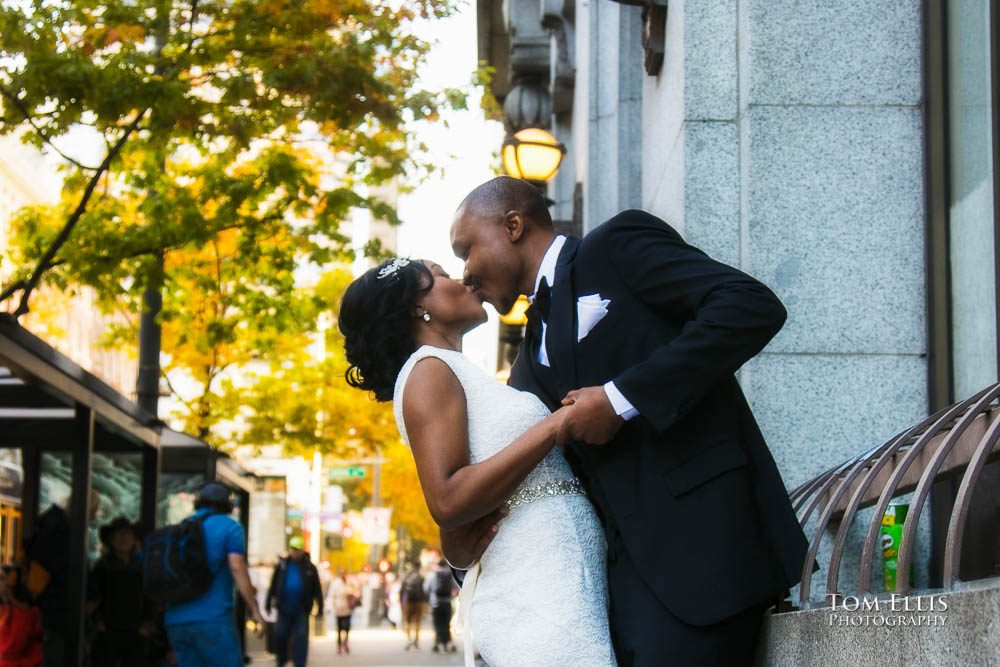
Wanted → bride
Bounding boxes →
[339,257,616,667]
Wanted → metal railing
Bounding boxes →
[787,383,1000,607]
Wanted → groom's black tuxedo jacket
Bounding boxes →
[509,210,809,627]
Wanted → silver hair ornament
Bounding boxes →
[377,258,411,280]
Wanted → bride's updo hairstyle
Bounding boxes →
[339,258,434,402]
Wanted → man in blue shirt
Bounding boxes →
[265,536,324,667]
[165,483,264,667]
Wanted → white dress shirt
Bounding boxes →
[528,236,639,421]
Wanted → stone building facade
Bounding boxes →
[478,0,998,599]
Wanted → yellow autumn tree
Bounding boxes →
[224,268,438,552]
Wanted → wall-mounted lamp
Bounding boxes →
[501,128,567,184]
[499,294,531,327]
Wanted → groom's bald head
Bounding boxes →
[455,176,554,230]
[450,177,556,315]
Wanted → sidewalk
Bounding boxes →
[248,625,466,667]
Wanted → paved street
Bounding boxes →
[248,625,466,667]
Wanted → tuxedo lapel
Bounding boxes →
[547,236,579,397]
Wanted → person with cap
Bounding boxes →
[265,536,323,667]
[163,482,264,667]
[89,516,154,666]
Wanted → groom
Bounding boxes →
[444,177,809,665]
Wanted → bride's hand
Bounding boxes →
[555,387,624,446]
[547,405,575,444]
[439,507,509,569]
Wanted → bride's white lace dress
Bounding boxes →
[394,346,616,667]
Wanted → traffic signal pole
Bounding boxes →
[370,445,382,566]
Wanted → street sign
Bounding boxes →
[328,466,366,480]
[361,507,392,545]
[323,485,344,530]
[325,485,345,511]
[297,509,345,521]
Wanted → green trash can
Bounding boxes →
[880,502,915,591]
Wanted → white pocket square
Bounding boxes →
[577,294,610,342]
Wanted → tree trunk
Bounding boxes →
[136,251,164,417]
[136,6,172,419]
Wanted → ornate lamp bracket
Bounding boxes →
[610,0,668,76]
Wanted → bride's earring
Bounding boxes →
[422,311,431,322]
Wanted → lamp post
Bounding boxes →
[496,295,531,381]
[501,128,567,185]
[500,295,531,327]
[496,128,565,376]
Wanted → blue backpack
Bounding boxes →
[142,513,215,604]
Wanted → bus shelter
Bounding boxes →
[0,314,160,666]
[158,428,253,535]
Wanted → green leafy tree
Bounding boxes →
[224,268,438,545]
[223,269,394,455]
[0,0,461,431]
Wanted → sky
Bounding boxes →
[396,3,506,372]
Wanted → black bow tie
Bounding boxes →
[533,277,552,322]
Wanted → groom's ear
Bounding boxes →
[503,210,526,243]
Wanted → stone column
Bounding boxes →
[639,0,930,598]
[578,0,645,231]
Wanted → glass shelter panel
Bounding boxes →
[947,0,998,398]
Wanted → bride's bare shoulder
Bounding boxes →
[402,356,467,419]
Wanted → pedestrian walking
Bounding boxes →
[423,559,456,654]
[399,564,426,650]
[385,573,402,629]
[89,517,154,666]
[325,569,359,655]
[159,483,264,667]
[264,537,324,667]
[22,503,68,667]
[0,564,42,667]
[23,491,99,667]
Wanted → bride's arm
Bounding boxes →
[403,357,566,530]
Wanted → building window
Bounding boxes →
[928,0,1000,407]
[926,0,1000,587]
[947,0,999,400]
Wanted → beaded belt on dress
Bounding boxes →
[504,478,586,510]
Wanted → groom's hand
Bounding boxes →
[557,387,625,445]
